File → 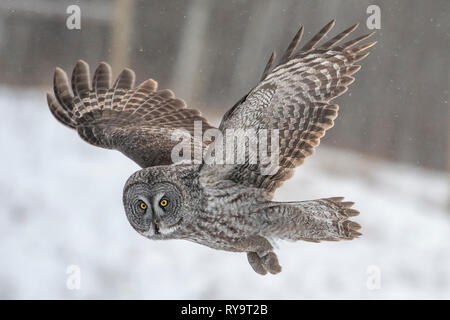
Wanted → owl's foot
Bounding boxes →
[247,251,282,275]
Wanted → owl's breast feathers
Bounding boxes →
[176,175,271,251]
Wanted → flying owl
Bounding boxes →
[47,20,375,275]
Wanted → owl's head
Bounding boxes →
[123,167,187,238]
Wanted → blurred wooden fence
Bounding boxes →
[0,0,448,172]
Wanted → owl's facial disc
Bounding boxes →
[123,182,184,238]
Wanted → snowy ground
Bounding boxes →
[0,87,449,299]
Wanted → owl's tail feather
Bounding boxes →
[258,197,361,242]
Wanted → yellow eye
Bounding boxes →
[159,199,168,207]
[139,202,147,210]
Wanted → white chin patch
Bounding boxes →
[158,223,180,235]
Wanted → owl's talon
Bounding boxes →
[247,252,267,275]
[247,251,281,275]
[261,252,282,274]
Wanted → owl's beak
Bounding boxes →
[144,212,160,235]
[153,219,160,235]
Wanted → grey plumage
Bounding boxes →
[47,20,375,275]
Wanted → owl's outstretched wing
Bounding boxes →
[201,20,375,195]
[47,60,215,168]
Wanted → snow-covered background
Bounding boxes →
[0,87,449,299]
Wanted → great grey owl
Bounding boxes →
[47,20,375,275]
